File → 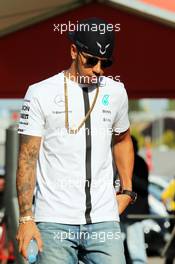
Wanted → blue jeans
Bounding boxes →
[36,221,126,264]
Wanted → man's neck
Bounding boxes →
[64,65,80,84]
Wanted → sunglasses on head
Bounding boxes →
[79,52,112,68]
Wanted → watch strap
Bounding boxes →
[117,189,137,204]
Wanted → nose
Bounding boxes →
[92,60,102,75]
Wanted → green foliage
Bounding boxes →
[167,100,175,111]
[130,127,145,149]
[129,100,142,112]
[161,130,175,148]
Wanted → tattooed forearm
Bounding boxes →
[16,134,41,216]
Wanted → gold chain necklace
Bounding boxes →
[64,72,99,134]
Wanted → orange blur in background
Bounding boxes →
[140,0,175,12]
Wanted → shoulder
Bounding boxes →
[100,76,127,98]
[25,72,63,98]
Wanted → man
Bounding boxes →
[16,17,135,264]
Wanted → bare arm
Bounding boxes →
[112,129,134,214]
[16,134,41,216]
[16,134,43,258]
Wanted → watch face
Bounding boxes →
[122,190,137,204]
[131,192,137,203]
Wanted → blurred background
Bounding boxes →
[0,0,175,263]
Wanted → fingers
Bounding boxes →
[18,237,23,253]
[16,222,43,259]
[21,236,31,259]
[17,236,31,259]
[16,230,23,253]
[34,233,43,252]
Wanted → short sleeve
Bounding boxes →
[112,86,130,135]
[18,86,45,137]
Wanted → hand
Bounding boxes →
[16,221,43,259]
[116,194,132,215]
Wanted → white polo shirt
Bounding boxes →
[18,71,130,224]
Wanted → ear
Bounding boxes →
[70,44,78,60]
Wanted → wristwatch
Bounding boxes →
[118,189,137,204]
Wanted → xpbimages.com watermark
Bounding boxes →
[64,72,121,84]
[53,230,121,243]
[53,177,120,191]
[53,20,121,35]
